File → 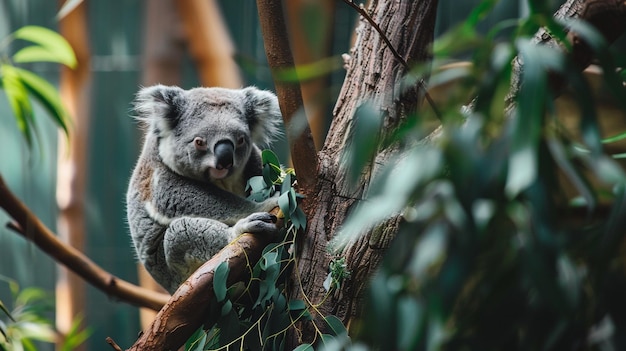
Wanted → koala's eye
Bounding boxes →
[236,136,245,147]
[193,137,207,151]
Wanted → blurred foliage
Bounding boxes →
[0,278,90,351]
[0,25,75,149]
[332,0,626,350]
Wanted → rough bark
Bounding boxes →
[55,3,91,349]
[288,0,439,343]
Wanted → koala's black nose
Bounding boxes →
[214,140,234,170]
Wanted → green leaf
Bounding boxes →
[2,64,35,147]
[602,131,626,144]
[185,328,208,351]
[281,172,292,195]
[0,319,8,342]
[506,39,563,197]
[324,315,348,337]
[262,149,280,169]
[59,314,91,351]
[278,191,292,222]
[546,138,596,211]
[14,67,71,137]
[293,343,314,351]
[346,102,382,184]
[213,261,229,303]
[220,299,232,316]
[12,25,77,68]
[288,299,306,312]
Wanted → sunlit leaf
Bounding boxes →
[274,57,342,82]
[602,131,626,144]
[14,67,71,137]
[59,314,91,351]
[1,63,35,147]
[12,25,77,68]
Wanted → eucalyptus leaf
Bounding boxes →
[2,63,35,147]
[278,192,291,222]
[185,328,207,351]
[14,67,71,137]
[324,315,348,337]
[12,25,77,68]
[293,343,314,351]
[345,102,382,184]
[213,261,229,303]
[288,299,307,312]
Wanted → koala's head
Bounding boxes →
[135,85,282,182]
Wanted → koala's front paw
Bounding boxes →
[233,212,279,236]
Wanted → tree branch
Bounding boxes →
[255,0,319,198]
[506,0,626,107]
[0,174,170,311]
[125,224,279,350]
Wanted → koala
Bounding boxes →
[126,85,282,293]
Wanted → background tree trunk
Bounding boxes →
[56,2,91,349]
[175,0,242,88]
[287,0,439,344]
[284,0,336,150]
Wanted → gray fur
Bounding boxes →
[127,85,282,293]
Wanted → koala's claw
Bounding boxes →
[263,214,278,224]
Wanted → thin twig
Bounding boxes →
[105,337,123,351]
[342,0,442,120]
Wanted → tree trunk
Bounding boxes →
[284,0,336,150]
[136,0,186,328]
[56,2,91,349]
[287,0,438,344]
[175,0,242,88]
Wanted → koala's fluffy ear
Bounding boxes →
[134,85,186,135]
[242,87,283,146]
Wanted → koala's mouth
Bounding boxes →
[209,167,230,180]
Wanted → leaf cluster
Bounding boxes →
[186,151,347,351]
[0,25,75,149]
[336,1,626,350]
[0,278,90,351]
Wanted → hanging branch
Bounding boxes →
[0,174,170,311]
